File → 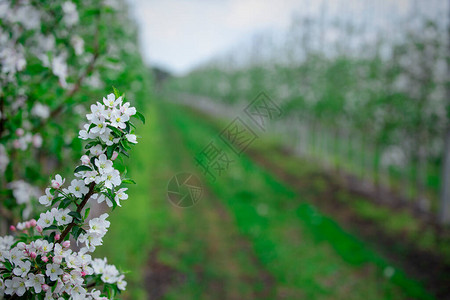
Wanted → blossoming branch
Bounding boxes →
[0,90,144,299]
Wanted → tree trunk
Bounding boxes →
[439,1,450,224]
[439,127,450,224]
[417,135,429,211]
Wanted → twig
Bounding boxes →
[58,182,96,242]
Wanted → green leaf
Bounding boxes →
[68,211,82,222]
[58,198,72,209]
[133,111,145,124]
[74,165,92,173]
[85,141,98,149]
[51,196,64,206]
[88,123,96,132]
[49,231,56,243]
[107,125,122,136]
[122,179,136,184]
[112,86,120,98]
[121,149,129,158]
[71,225,84,240]
[84,207,90,220]
[43,225,58,231]
[111,196,118,210]
[120,139,131,150]
[103,191,115,203]
[3,260,12,271]
[106,57,120,63]
[106,145,116,159]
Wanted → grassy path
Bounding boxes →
[98,100,435,299]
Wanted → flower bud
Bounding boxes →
[41,256,49,263]
[36,225,43,233]
[81,155,90,165]
[13,140,21,149]
[29,219,37,227]
[53,255,62,264]
[81,271,86,277]
[42,284,49,291]
[32,134,43,148]
[16,128,24,136]
[62,241,70,248]
[9,225,16,232]
[55,234,61,241]
[30,252,37,259]
[17,242,26,250]
[51,181,60,189]
[25,221,31,229]
[111,151,119,161]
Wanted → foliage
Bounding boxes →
[0,0,151,229]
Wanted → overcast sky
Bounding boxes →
[127,0,447,75]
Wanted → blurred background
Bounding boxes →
[108,0,450,299]
[1,0,449,299]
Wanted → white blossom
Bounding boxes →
[25,273,44,293]
[12,260,31,277]
[71,35,84,55]
[114,188,128,207]
[37,211,54,229]
[31,102,50,119]
[100,169,121,189]
[51,174,65,189]
[8,180,40,205]
[5,276,26,296]
[55,209,73,226]
[95,154,113,175]
[103,93,122,108]
[68,179,89,197]
[52,54,68,87]
[46,263,63,281]
[62,1,79,26]
[39,188,54,206]
[89,144,104,156]
[126,133,138,143]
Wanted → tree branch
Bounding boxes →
[58,181,96,243]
